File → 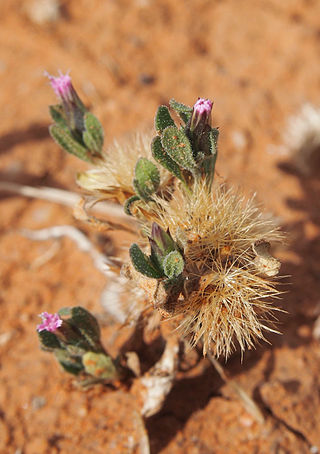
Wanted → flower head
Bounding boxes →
[46,70,87,134]
[190,98,213,132]
[45,71,74,103]
[37,312,63,333]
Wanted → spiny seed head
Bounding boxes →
[131,181,283,357]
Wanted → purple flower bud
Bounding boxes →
[37,312,63,333]
[190,98,213,132]
[45,71,76,103]
[45,70,86,132]
[150,223,175,254]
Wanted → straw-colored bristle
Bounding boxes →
[77,128,283,358]
[151,182,283,357]
[77,131,170,204]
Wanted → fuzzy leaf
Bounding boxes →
[83,112,104,154]
[129,243,164,278]
[133,157,160,201]
[124,195,141,216]
[169,99,193,124]
[155,105,175,134]
[161,126,196,172]
[163,251,184,279]
[83,352,118,380]
[38,330,61,350]
[49,124,91,162]
[49,104,68,130]
[55,349,84,375]
[69,306,101,348]
[151,136,186,183]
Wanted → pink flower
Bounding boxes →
[193,98,213,115]
[190,98,213,132]
[45,70,74,103]
[37,312,63,332]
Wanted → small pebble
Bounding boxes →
[25,0,61,25]
[231,130,247,150]
[31,396,47,410]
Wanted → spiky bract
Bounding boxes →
[135,182,283,357]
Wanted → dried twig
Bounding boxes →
[140,338,179,418]
[0,181,135,231]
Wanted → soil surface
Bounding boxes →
[1,0,320,453]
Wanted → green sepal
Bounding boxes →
[169,99,193,124]
[150,223,176,255]
[129,243,164,278]
[124,195,141,216]
[82,352,118,380]
[49,104,68,130]
[133,158,160,201]
[38,330,62,350]
[82,112,104,155]
[199,128,219,187]
[49,124,91,162]
[163,250,184,279]
[151,136,186,183]
[161,126,196,172]
[155,105,175,134]
[69,306,101,349]
[55,349,84,375]
[209,128,219,157]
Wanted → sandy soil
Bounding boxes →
[1,0,320,452]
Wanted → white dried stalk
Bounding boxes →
[0,181,134,227]
[140,339,179,418]
[21,225,115,273]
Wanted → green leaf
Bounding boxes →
[151,136,186,183]
[49,104,68,130]
[55,349,84,375]
[161,126,196,172]
[155,106,175,134]
[169,99,193,124]
[133,157,160,201]
[49,124,91,162]
[70,306,101,348]
[129,243,164,278]
[83,112,104,154]
[38,330,61,350]
[82,352,118,380]
[124,195,141,216]
[163,251,184,279]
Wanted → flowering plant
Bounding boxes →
[38,72,282,389]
